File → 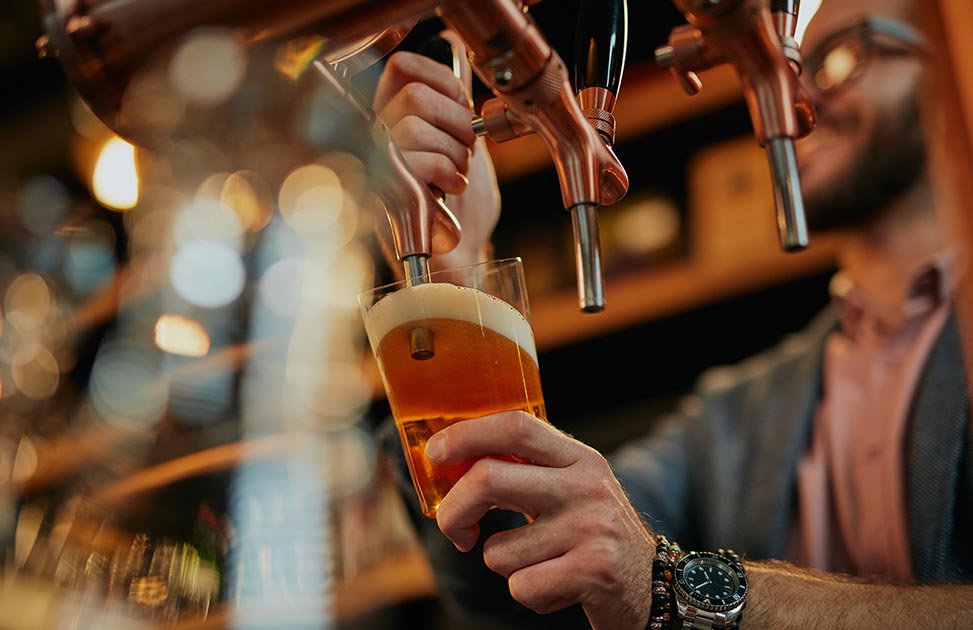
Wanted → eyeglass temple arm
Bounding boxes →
[656,0,816,251]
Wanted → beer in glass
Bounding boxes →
[359,258,545,517]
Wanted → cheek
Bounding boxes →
[796,118,861,189]
[798,89,890,182]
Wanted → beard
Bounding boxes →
[802,95,927,232]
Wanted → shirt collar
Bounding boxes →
[831,247,967,336]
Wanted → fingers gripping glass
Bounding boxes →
[804,16,927,95]
[359,258,546,518]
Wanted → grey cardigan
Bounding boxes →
[386,307,972,628]
[612,307,972,583]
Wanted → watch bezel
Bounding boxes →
[673,550,748,613]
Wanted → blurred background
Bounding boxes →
[0,1,839,628]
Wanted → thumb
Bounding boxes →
[439,29,474,107]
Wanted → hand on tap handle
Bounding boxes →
[313,57,463,284]
[373,32,501,272]
[444,0,629,312]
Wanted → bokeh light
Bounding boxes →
[92,136,140,210]
[278,164,344,234]
[64,221,117,295]
[169,29,247,106]
[170,241,246,308]
[293,360,371,428]
[11,343,60,400]
[15,175,70,237]
[174,199,245,251]
[4,273,53,333]
[318,427,376,496]
[89,341,167,428]
[154,314,211,358]
[221,171,274,233]
[612,195,681,256]
[257,258,302,318]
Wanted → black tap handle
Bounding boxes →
[771,0,800,18]
[573,0,628,97]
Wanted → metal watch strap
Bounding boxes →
[679,612,740,630]
[679,607,740,630]
[682,617,713,630]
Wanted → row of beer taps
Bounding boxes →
[37,0,813,313]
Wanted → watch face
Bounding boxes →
[675,551,747,612]
[682,558,738,599]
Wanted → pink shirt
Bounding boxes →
[791,250,964,583]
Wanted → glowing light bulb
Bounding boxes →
[154,314,211,357]
[92,136,139,211]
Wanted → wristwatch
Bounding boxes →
[671,548,748,629]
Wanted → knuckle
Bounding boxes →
[506,410,535,443]
[432,154,457,181]
[508,574,550,613]
[466,457,501,491]
[401,81,431,108]
[571,547,620,597]
[482,539,511,576]
[576,511,622,541]
[588,553,621,590]
[579,448,616,483]
[395,115,424,142]
[385,52,416,80]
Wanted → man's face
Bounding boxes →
[796,0,925,231]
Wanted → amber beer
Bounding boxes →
[363,279,545,518]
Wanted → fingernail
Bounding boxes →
[426,433,445,462]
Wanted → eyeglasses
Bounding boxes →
[803,16,927,95]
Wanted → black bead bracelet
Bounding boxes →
[648,535,681,630]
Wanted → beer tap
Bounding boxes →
[463,0,630,313]
[573,0,628,310]
[37,0,629,311]
[36,0,460,287]
[656,0,815,252]
[310,61,461,287]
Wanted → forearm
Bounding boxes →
[743,560,973,629]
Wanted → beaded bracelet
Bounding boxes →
[647,535,682,630]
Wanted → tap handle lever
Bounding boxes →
[573,0,627,146]
[574,0,628,98]
[573,0,627,96]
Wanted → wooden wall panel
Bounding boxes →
[922,0,973,400]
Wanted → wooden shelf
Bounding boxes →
[487,65,742,181]
[531,234,840,350]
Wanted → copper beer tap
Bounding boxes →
[656,0,816,251]
[464,0,630,312]
[37,0,629,311]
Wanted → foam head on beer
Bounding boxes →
[363,281,546,517]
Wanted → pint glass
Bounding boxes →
[359,258,546,517]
